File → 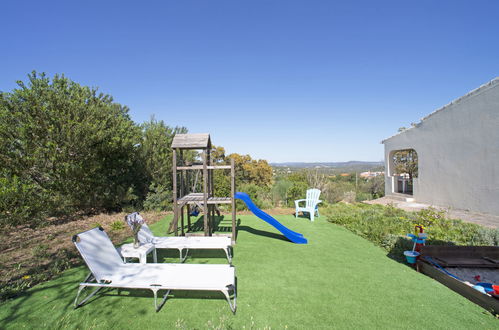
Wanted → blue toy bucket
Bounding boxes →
[403,251,420,264]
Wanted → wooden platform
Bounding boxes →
[178,193,232,204]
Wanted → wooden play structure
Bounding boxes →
[169,133,237,244]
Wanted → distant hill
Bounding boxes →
[271,161,383,168]
[271,161,384,173]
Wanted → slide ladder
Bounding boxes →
[234,192,308,244]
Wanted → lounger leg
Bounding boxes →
[179,248,189,262]
[224,248,232,263]
[74,285,103,308]
[152,289,171,312]
[222,286,237,314]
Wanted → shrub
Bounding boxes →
[143,183,172,211]
[342,191,356,203]
[0,174,49,227]
[286,182,308,207]
[271,179,293,207]
[324,203,497,261]
[237,183,271,210]
[355,191,372,202]
[471,227,499,245]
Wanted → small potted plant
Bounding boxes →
[125,212,145,248]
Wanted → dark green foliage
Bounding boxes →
[139,118,187,192]
[286,181,308,207]
[142,183,173,211]
[138,118,187,211]
[0,72,187,227]
[0,72,140,224]
[213,171,231,197]
[0,174,48,227]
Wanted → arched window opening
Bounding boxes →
[391,149,418,195]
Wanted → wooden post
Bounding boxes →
[187,204,191,231]
[209,205,213,235]
[231,158,236,244]
[180,205,185,236]
[172,149,178,236]
[202,149,209,236]
[180,150,185,198]
[208,145,214,235]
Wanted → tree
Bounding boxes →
[392,149,418,180]
[272,179,293,206]
[360,175,385,199]
[138,117,187,210]
[0,72,140,224]
[210,145,226,163]
[227,153,273,187]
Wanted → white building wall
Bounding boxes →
[383,78,499,215]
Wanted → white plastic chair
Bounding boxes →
[72,227,236,312]
[295,188,322,221]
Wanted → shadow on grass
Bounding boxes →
[155,249,232,263]
[0,266,236,329]
[237,225,288,242]
[187,215,230,233]
[294,212,317,221]
[0,272,78,327]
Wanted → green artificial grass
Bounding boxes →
[0,214,496,329]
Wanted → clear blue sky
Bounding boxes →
[1,1,498,162]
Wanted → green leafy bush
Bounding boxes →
[286,182,308,207]
[143,183,172,211]
[271,179,293,206]
[324,203,497,261]
[0,73,189,228]
[0,174,49,227]
[237,183,272,210]
[0,72,140,225]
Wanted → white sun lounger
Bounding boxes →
[73,227,236,312]
[138,224,232,263]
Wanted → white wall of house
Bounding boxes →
[383,78,499,215]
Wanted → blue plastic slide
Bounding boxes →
[234,192,308,244]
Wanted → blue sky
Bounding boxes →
[1,1,498,162]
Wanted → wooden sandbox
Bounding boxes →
[417,246,499,314]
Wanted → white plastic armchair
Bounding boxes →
[295,188,322,221]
